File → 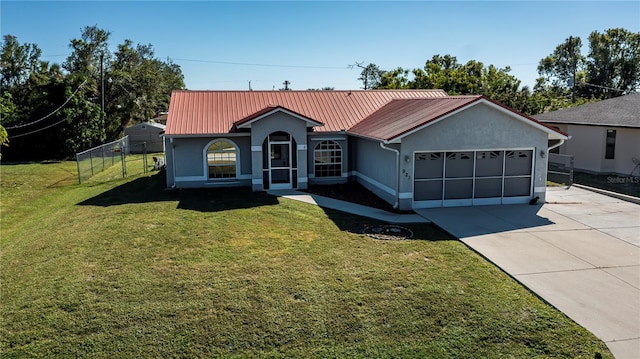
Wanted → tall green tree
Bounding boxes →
[1,26,184,160]
[357,63,383,90]
[59,26,111,153]
[372,55,531,113]
[63,25,110,77]
[378,67,410,89]
[0,35,42,90]
[0,35,69,158]
[536,36,585,99]
[106,39,184,140]
[536,28,639,101]
[586,28,640,98]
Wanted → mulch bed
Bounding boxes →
[304,182,413,214]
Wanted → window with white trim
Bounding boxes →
[314,140,342,177]
[206,140,237,179]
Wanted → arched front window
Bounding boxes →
[205,139,238,179]
[314,140,342,177]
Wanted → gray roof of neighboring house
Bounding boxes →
[533,93,640,128]
[125,121,166,130]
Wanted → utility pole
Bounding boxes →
[569,36,576,103]
[354,62,368,90]
[100,52,105,122]
[283,80,290,90]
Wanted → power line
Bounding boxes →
[5,79,88,130]
[6,79,89,139]
[579,81,626,92]
[8,116,72,139]
[170,57,349,70]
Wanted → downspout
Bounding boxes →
[379,142,400,209]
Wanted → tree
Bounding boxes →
[63,25,110,77]
[536,28,639,101]
[307,86,335,91]
[536,36,585,101]
[0,125,8,159]
[369,54,542,114]
[0,35,42,90]
[106,39,185,138]
[356,63,383,90]
[586,28,640,98]
[59,26,111,153]
[0,27,185,160]
[379,67,410,89]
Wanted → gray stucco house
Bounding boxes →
[534,93,640,176]
[164,90,567,210]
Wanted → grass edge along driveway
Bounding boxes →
[0,161,612,358]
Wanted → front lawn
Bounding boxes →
[0,162,612,358]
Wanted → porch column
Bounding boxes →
[297,144,308,190]
[251,145,263,191]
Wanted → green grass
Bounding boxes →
[1,162,612,358]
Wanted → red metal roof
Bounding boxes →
[349,96,483,141]
[165,90,448,135]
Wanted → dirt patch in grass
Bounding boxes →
[362,224,414,240]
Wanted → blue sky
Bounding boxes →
[2,1,639,91]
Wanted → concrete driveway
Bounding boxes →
[416,186,640,359]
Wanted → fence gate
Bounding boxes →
[547,153,574,187]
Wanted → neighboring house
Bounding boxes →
[164,90,567,210]
[124,121,166,153]
[534,93,640,176]
[149,113,168,125]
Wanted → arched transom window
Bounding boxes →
[206,140,237,179]
[314,140,342,177]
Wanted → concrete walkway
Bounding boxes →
[416,186,640,359]
[268,189,429,224]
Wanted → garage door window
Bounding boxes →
[444,151,473,199]
[474,151,503,198]
[414,149,533,207]
[414,153,443,200]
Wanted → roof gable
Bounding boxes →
[234,106,324,129]
[348,96,482,142]
[349,96,567,142]
[533,93,640,128]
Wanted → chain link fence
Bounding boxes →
[76,136,166,183]
[76,136,129,183]
[548,153,574,187]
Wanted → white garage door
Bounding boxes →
[413,149,534,208]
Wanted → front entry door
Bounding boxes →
[270,142,292,189]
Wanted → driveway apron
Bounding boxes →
[416,186,640,359]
